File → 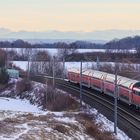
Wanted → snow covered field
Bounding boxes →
[0,97,131,140]
[40,48,137,56]
[12,61,140,71]
[12,61,94,71]
[0,98,42,113]
[0,79,131,140]
[47,48,106,55]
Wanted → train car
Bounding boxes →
[90,70,106,92]
[67,68,140,107]
[82,70,93,88]
[67,68,80,83]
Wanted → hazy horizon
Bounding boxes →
[0,28,140,41]
[0,0,140,33]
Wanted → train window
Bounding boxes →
[134,91,140,96]
[134,82,140,88]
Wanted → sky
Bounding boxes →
[0,0,140,32]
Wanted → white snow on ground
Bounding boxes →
[46,49,106,55]
[88,108,131,140]
[74,98,131,140]
[0,97,42,113]
[12,61,30,71]
[0,97,131,140]
[0,79,131,140]
[12,61,140,72]
[53,117,77,124]
[38,49,137,56]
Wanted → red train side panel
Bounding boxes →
[67,69,140,107]
[91,78,102,91]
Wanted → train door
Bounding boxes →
[128,90,132,105]
[101,75,104,93]
[82,75,89,87]
[119,86,131,104]
[91,77,102,92]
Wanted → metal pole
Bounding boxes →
[46,79,48,108]
[6,48,8,69]
[114,63,118,134]
[63,57,65,80]
[80,61,83,107]
[27,49,30,80]
[96,56,100,70]
[53,56,55,87]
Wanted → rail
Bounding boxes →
[20,74,140,139]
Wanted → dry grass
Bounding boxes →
[16,79,32,95]
[0,118,21,136]
[76,113,117,140]
[46,85,79,111]
[0,112,94,140]
[54,124,69,134]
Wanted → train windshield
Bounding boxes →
[133,90,140,96]
[133,82,140,96]
[133,82,140,88]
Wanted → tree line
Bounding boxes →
[0,36,140,50]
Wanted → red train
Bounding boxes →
[67,68,140,107]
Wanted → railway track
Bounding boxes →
[56,80,140,140]
[23,74,140,139]
[58,81,140,126]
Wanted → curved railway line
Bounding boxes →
[24,74,140,140]
[57,80,140,138]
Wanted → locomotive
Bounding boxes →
[67,68,140,107]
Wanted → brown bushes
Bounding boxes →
[77,113,117,140]
[16,79,32,94]
[45,85,79,111]
[54,124,69,134]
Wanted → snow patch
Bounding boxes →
[0,98,43,113]
[53,117,77,124]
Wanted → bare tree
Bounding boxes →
[0,49,7,67]
[57,42,78,60]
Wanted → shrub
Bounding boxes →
[0,68,9,84]
[45,85,79,111]
[16,79,32,94]
[54,124,69,134]
[77,113,117,140]
[0,49,7,67]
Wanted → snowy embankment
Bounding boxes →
[0,79,131,140]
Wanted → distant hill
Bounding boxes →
[0,28,140,42]
[104,36,140,50]
[0,31,140,50]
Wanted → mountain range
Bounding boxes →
[0,28,140,43]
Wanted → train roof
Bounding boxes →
[118,76,139,89]
[68,68,140,89]
[68,68,80,74]
[82,69,94,77]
